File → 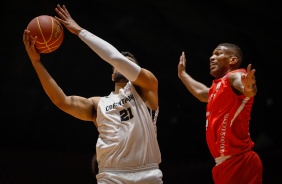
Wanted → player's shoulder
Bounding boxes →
[233,68,246,73]
[88,96,102,107]
[227,69,245,82]
[228,68,246,76]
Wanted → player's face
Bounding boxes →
[209,46,233,78]
[113,69,128,83]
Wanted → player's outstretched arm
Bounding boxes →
[231,64,257,97]
[178,51,209,102]
[242,64,257,95]
[23,29,96,123]
[55,4,141,82]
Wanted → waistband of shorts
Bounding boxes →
[214,150,254,166]
[215,155,232,165]
[99,163,159,173]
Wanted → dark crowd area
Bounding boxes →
[1,0,281,183]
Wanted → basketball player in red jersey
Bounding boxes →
[178,43,263,184]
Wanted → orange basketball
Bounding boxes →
[27,15,64,54]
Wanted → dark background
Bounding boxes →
[1,0,281,183]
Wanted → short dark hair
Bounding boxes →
[218,43,243,67]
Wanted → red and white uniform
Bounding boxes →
[206,69,263,184]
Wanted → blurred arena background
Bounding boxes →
[1,0,281,183]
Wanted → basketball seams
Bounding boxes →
[37,16,52,52]
[27,15,64,53]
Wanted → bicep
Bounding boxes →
[199,88,209,102]
[59,96,99,122]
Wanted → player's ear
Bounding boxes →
[111,73,114,81]
[229,56,238,65]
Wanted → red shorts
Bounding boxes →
[212,150,263,184]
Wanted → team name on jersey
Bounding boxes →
[105,94,134,111]
[219,113,229,155]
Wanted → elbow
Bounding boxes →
[51,97,68,110]
[197,91,208,103]
[198,97,208,103]
[108,52,125,62]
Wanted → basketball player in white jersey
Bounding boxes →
[23,4,163,184]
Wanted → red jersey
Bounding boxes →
[206,69,255,159]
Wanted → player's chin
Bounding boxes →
[210,68,218,77]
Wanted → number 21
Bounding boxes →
[119,108,134,121]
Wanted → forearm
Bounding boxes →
[179,72,209,102]
[78,29,141,81]
[32,61,66,104]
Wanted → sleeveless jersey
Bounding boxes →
[206,69,255,159]
[95,81,161,170]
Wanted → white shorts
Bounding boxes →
[97,165,163,184]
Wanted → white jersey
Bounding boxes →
[96,81,161,170]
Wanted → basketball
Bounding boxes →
[27,15,64,54]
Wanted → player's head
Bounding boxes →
[112,51,139,83]
[209,43,243,78]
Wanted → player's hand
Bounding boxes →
[55,4,83,35]
[23,29,40,63]
[178,51,187,76]
[241,64,256,92]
